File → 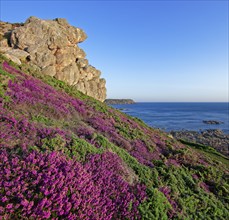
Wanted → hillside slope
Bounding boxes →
[0,55,228,219]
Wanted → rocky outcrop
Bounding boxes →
[203,120,224,125]
[0,17,106,101]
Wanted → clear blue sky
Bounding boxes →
[1,0,228,102]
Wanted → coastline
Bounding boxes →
[105,99,135,105]
[110,103,229,157]
[170,129,229,157]
[111,102,229,133]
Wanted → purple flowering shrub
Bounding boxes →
[87,116,115,134]
[85,104,196,169]
[0,61,218,167]
[85,152,147,219]
[76,125,95,140]
[0,104,69,151]
[2,61,207,169]
[159,186,178,218]
[3,61,87,120]
[0,150,146,219]
[1,60,228,219]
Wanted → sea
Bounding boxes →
[111,102,229,134]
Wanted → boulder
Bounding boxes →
[0,39,8,47]
[4,49,30,61]
[3,53,21,65]
[0,47,11,53]
[42,65,56,77]
[202,120,224,125]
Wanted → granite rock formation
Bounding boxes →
[0,17,106,101]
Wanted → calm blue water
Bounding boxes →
[111,103,229,134]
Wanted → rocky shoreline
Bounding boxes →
[170,129,229,157]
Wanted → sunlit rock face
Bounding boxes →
[0,17,106,101]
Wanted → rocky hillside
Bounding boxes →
[0,55,228,219]
[0,17,106,101]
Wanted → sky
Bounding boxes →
[0,0,228,102]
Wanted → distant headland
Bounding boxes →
[105,99,135,105]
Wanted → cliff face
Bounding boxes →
[0,16,106,101]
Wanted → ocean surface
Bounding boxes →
[111,102,229,134]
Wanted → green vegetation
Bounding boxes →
[0,55,228,219]
[180,139,229,167]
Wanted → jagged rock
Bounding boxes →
[76,58,88,68]
[2,48,29,65]
[42,65,56,77]
[0,21,13,41]
[5,49,30,61]
[0,47,11,53]
[0,21,13,33]
[203,120,224,125]
[3,53,21,65]
[0,39,8,47]
[60,62,80,85]
[0,17,106,101]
